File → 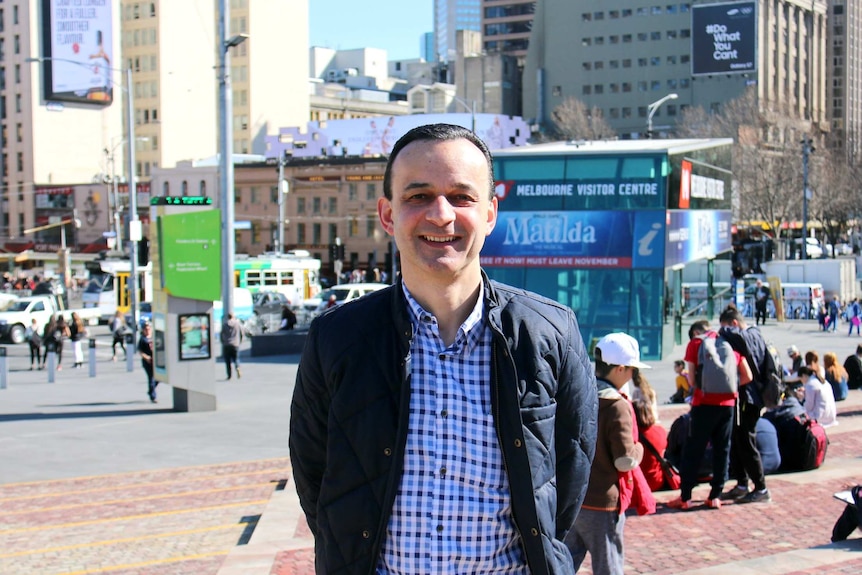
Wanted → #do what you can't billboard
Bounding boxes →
[692,1,756,76]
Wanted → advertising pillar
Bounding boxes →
[150,196,220,412]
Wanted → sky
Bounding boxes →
[309,0,433,61]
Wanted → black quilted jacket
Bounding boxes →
[289,275,597,574]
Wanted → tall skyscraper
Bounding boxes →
[827,0,862,159]
[434,0,482,62]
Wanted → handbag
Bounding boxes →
[640,434,681,490]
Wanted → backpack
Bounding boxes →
[696,334,738,396]
[756,341,786,409]
[764,408,829,471]
[723,326,784,409]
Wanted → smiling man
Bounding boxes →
[290,124,597,575]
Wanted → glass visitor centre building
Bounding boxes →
[483,138,734,360]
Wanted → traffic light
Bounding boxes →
[337,243,345,261]
[138,237,150,266]
[328,243,338,262]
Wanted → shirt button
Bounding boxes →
[439,466,447,476]
[436,525,444,533]
[514,439,523,448]
[531,528,539,536]
[383,448,392,456]
[440,409,448,418]
[362,530,370,539]
[438,353,445,360]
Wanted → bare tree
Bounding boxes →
[676,87,805,245]
[551,97,617,140]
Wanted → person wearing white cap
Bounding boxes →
[566,332,649,575]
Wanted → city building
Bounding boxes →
[827,0,862,158]
[523,1,829,139]
[1,1,123,241]
[481,0,536,61]
[435,0,482,62]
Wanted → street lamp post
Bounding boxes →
[646,93,679,139]
[218,0,249,318]
[26,56,140,330]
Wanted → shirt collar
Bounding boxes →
[402,282,486,352]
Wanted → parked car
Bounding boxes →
[793,237,824,259]
[313,283,388,315]
[253,291,292,316]
[0,295,61,344]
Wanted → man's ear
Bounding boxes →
[378,197,394,236]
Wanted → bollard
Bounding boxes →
[126,333,135,373]
[0,347,7,390]
[88,338,97,377]
[46,341,57,383]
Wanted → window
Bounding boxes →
[312,224,321,245]
[328,224,338,244]
[609,60,619,69]
[622,108,632,118]
[329,197,337,213]
[297,223,306,244]
[16,122,21,142]
[366,216,376,237]
[14,35,19,55]
[622,34,632,43]
[610,83,619,93]
[609,10,620,18]
[680,29,691,38]
[667,79,678,89]
[348,183,357,201]
[638,106,648,118]
[581,38,591,46]
[312,197,321,214]
[638,81,648,92]
[582,13,591,22]
[594,11,604,20]
[622,59,632,68]
[609,108,619,119]
[582,85,592,95]
[297,197,305,214]
[582,62,592,71]
[609,35,619,44]
[366,183,376,199]
[594,85,603,95]
[667,30,677,40]
[638,58,648,67]
[163,182,170,195]
[594,61,604,70]
[637,32,648,41]
[16,152,22,172]
[651,81,661,91]
[650,31,661,41]
[680,78,691,88]
[200,181,207,195]
[652,6,662,15]
[681,54,690,64]
[622,82,632,92]
[235,188,241,203]
[666,105,677,116]
[15,93,20,113]
[14,63,19,84]
[667,55,677,65]
[348,217,358,237]
[651,57,660,66]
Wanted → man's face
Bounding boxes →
[378,138,496,287]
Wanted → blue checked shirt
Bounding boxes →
[377,284,528,574]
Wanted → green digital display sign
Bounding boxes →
[151,196,213,206]
[158,210,221,301]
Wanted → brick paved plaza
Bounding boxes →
[1,320,860,574]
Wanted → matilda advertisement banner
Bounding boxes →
[691,1,756,76]
[665,210,733,267]
[480,210,666,269]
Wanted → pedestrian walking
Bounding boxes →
[138,323,156,403]
[110,310,128,361]
[69,312,87,368]
[220,313,242,380]
[25,318,43,370]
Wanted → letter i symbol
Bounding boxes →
[638,223,662,256]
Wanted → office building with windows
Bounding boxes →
[435,0,482,62]
[524,1,828,139]
[827,0,862,158]
[481,0,536,61]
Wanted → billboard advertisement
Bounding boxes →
[40,0,114,105]
[480,210,666,269]
[665,210,733,267]
[265,114,530,160]
[691,1,756,76]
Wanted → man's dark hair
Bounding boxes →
[382,123,495,200]
[688,320,709,340]
[719,305,746,326]
[856,344,862,356]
